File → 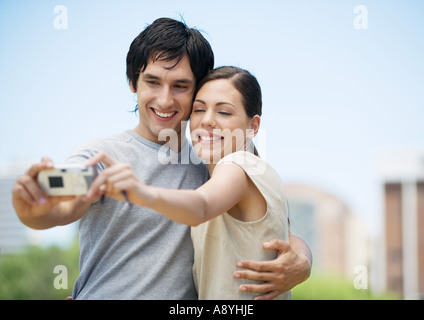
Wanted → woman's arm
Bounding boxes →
[84,152,249,226]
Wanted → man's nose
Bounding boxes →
[157,86,174,109]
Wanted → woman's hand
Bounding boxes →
[83,152,146,204]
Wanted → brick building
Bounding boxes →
[377,150,424,299]
[284,184,369,278]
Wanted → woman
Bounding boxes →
[92,66,290,300]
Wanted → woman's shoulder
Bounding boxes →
[217,151,275,178]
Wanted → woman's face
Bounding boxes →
[190,79,259,163]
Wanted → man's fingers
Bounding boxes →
[12,182,37,205]
[40,156,54,167]
[263,238,290,252]
[233,239,301,300]
[13,156,56,207]
[236,240,291,273]
[15,174,47,204]
[236,259,275,273]
[26,161,54,179]
[239,281,275,295]
[234,267,279,283]
[234,267,288,300]
[253,290,280,301]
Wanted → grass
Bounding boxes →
[291,272,401,300]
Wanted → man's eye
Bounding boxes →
[175,84,188,90]
[146,80,159,86]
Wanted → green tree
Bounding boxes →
[0,239,79,300]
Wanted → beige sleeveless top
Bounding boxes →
[191,151,291,300]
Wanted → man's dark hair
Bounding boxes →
[126,17,214,94]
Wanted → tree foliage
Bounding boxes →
[0,239,400,300]
[0,239,79,300]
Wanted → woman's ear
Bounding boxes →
[247,115,261,139]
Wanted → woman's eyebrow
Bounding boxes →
[194,99,236,110]
[216,101,236,108]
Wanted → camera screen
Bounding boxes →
[49,176,64,188]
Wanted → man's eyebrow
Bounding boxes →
[142,73,160,80]
[175,79,194,85]
[142,74,194,85]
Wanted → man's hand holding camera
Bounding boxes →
[12,152,138,228]
[12,157,77,227]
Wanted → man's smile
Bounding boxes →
[151,108,178,120]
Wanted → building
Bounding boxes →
[376,150,424,299]
[0,176,34,253]
[0,160,49,253]
[0,160,37,253]
[0,161,79,254]
[284,184,369,278]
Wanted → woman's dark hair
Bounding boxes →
[195,66,262,118]
[126,17,214,94]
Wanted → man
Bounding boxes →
[12,17,311,299]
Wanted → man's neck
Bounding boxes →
[132,126,185,153]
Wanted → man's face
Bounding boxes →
[131,55,196,145]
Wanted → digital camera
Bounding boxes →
[38,164,97,196]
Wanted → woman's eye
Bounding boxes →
[218,111,231,116]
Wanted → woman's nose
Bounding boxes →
[201,110,216,128]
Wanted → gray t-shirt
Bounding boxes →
[66,130,209,299]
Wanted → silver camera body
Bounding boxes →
[38,164,97,196]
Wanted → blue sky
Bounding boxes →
[1,1,423,243]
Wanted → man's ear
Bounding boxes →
[129,81,137,93]
[247,115,261,139]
